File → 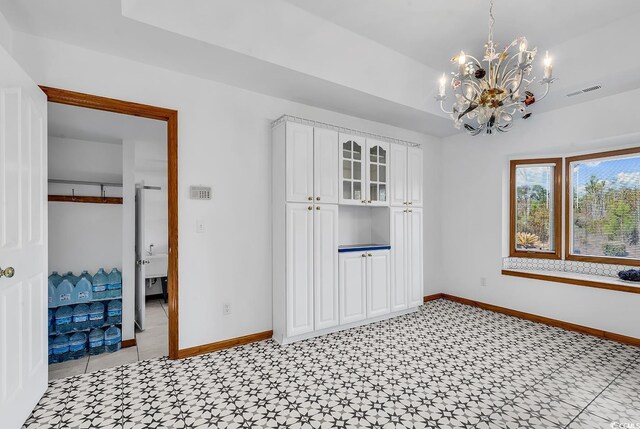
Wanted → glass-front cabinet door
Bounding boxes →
[366,139,389,206]
[339,134,365,205]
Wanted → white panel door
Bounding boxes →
[134,185,146,330]
[0,46,48,429]
[365,139,389,207]
[389,144,407,207]
[407,146,424,207]
[313,204,339,330]
[339,252,366,324]
[285,203,314,337]
[366,250,390,318]
[285,122,314,203]
[339,134,365,205]
[389,208,407,312]
[313,128,339,204]
[408,208,424,307]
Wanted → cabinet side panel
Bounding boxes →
[390,208,407,312]
[272,123,286,342]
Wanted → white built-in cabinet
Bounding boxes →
[390,207,424,310]
[273,118,423,345]
[340,135,389,206]
[339,249,390,324]
[390,144,423,207]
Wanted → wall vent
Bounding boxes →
[566,84,602,97]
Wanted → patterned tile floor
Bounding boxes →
[24,299,640,428]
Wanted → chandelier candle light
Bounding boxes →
[436,0,555,135]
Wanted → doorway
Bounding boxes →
[41,87,179,378]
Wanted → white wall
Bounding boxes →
[440,89,640,338]
[13,32,441,349]
[48,136,123,275]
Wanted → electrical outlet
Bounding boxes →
[196,219,205,234]
[223,303,231,315]
[480,277,487,287]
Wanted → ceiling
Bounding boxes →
[3,0,640,138]
[283,0,640,70]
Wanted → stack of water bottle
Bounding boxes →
[47,268,123,364]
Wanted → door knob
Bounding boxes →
[0,266,15,278]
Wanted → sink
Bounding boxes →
[145,253,168,279]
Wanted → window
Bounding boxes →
[509,158,562,259]
[566,148,640,265]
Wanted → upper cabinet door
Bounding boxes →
[286,122,314,203]
[407,208,424,308]
[314,204,339,331]
[285,203,315,337]
[407,146,424,207]
[366,250,391,318]
[366,139,389,206]
[389,144,407,207]
[339,252,367,324]
[339,134,366,205]
[389,207,408,312]
[313,128,339,204]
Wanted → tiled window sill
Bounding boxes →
[501,269,640,294]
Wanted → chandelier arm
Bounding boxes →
[536,82,551,101]
[439,99,454,115]
[465,54,483,68]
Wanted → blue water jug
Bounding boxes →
[88,302,105,328]
[106,300,122,325]
[92,268,108,300]
[56,279,74,306]
[73,304,90,331]
[55,306,73,334]
[63,271,79,285]
[89,328,105,355]
[48,309,54,335]
[48,280,57,308]
[79,270,93,284]
[48,271,63,288]
[104,325,121,353]
[48,339,54,364]
[69,332,87,360]
[73,278,93,303]
[51,334,70,363]
[107,268,122,298]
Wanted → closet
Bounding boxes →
[272,116,423,345]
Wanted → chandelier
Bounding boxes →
[435,0,555,135]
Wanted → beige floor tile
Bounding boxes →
[138,342,168,361]
[48,356,88,380]
[86,346,138,373]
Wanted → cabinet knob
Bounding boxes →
[367,253,372,257]
[307,196,313,201]
[367,200,372,203]
[361,200,365,204]
[408,201,413,205]
[403,209,407,213]
[408,209,413,213]
[316,196,320,201]
[361,253,366,257]
[316,206,320,210]
[307,206,312,210]
[403,202,408,205]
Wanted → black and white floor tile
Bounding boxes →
[24,300,640,428]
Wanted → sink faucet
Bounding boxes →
[147,244,154,256]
